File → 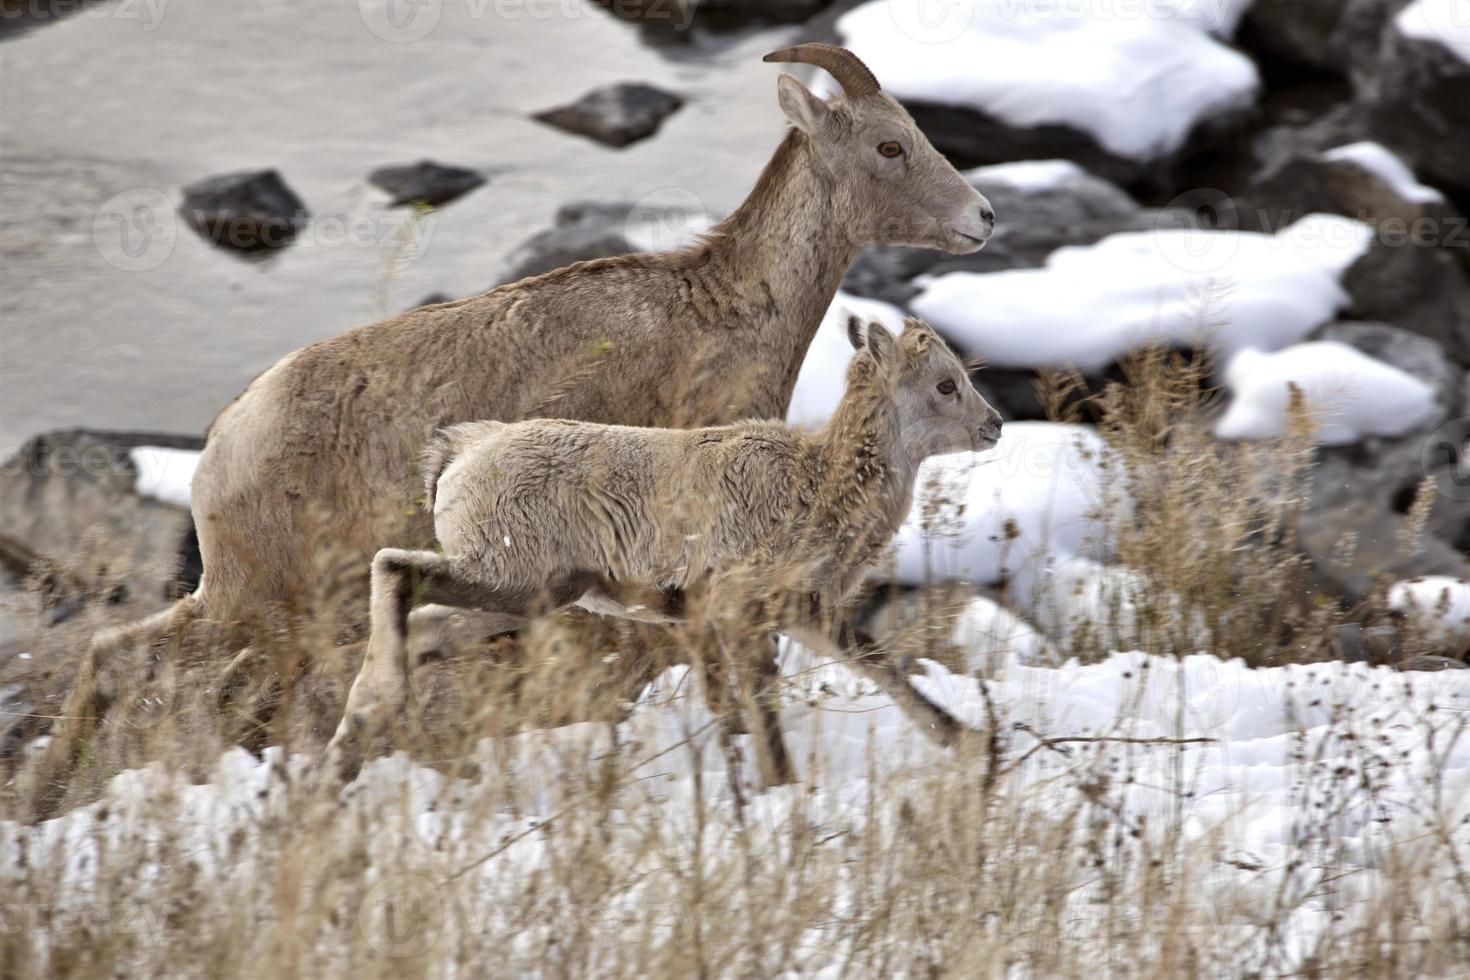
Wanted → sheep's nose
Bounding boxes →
[979,203,995,227]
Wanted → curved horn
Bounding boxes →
[763,43,880,99]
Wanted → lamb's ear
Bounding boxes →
[845,311,866,352]
[862,321,898,368]
[777,73,834,135]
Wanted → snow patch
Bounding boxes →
[835,0,1259,163]
[962,159,1090,195]
[951,595,1057,671]
[1215,342,1440,445]
[1396,0,1470,63]
[890,422,1117,602]
[1389,577,1470,649]
[13,647,1470,948]
[911,214,1374,373]
[1320,142,1446,204]
[787,291,908,430]
[129,446,200,509]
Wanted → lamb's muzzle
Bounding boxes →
[325,316,1002,783]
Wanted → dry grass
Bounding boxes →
[1,348,1468,978]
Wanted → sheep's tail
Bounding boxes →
[421,420,505,512]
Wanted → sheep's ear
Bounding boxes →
[777,73,834,135]
[863,321,898,368]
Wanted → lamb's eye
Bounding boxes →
[878,141,904,159]
[937,379,958,396]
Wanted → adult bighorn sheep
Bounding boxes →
[46,44,992,811]
[326,316,1002,781]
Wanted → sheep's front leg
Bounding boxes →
[838,622,965,747]
[784,594,967,749]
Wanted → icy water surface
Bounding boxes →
[0,0,797,452]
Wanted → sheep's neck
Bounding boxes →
[707,131,859,377]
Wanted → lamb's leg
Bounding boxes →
[746,636,795,787]
[838,623,965,747]
[783,607,967,749]
[699,610,795,791]
[323,548,535,784]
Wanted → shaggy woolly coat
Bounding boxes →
[424,350,910,606]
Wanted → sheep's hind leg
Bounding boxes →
[323,548,532,785]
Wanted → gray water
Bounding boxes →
[0,0,800,455]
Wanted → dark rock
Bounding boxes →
[534,83,684,149]
[1311,421,1470,562]
[1240,0,1350,73]
[1366,24,1470,198]
[179,170,306,252]
[903,97,1253,195]
[1248,101,1374,190]
[1240,0,1407,77]
[1398,654,1469,671]
[1417,418,1470,553]
[413,292,457,309]
[1339,232,1470,365]
[1248,141,1470,361]
[1251,141,1459,237]
[368,160,484,207]
[1332,622,1402,662]
[679,0,832,28]
[842,247,948,307]
[496,200,636,285]
[1297,497,1470,604]
[0,0,117,39]
[1341,0,1416,90]
[0,430,203,609]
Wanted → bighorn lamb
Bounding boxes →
[51,44,991,808]
[326,316,1003,778]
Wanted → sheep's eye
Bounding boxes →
[878,141,904,159]
[937,379,958,396]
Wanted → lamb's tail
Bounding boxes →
[421,420,505,512]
